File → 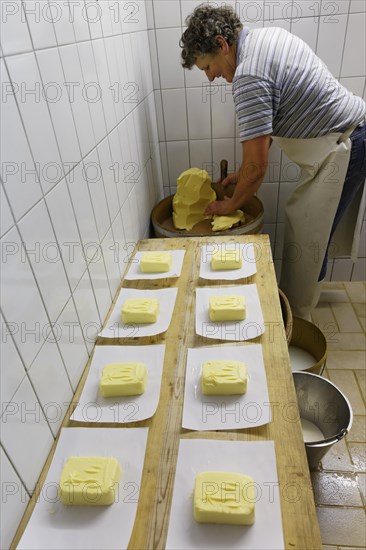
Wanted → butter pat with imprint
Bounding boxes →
[211,249,242,270]
[59,456,121,506]
[140,252,172,273]
[209,295,246,322]
[100,362,147,397]
[194,471,255,525]
[122,298,159,324]
[201,360,248,395]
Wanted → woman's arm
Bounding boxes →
[205,134,271,215]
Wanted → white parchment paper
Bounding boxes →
[124,250,186,280]
[195,285,265,341]
[70,345,165,423]
[17,427,148,550]
[165,439,284,550]
[182,345,270,430]
[98,288,178,338]
[200,243,257,280]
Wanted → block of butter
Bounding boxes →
[59,456,121,506]
[209,295,246,322]
[211,210,244,231]
[201,360,248,395]
[194,471,255,525]
[100,362,147,397]
[122,298,159,324]
[140,252,172,273]
[211,249,242,270]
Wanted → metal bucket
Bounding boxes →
[289,316,327,375]
[293,371,353,470]
[151,194,264,238]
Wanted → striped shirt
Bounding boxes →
[233,27,366,141]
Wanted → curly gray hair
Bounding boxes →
[180,4,243,69]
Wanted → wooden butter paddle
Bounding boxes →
[211,159,236,200]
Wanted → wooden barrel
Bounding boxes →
[151,194,264,238]
[278,288,293,345]
[289,317,328,375]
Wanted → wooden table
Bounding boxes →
[13,235,322,550]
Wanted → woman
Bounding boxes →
[180,4,366,319]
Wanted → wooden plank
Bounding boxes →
[12,235,322,550]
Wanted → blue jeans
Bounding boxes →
[318,121,366,281]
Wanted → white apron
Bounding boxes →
[273,127,364,319]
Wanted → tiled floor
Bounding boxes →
[309,282,366,550]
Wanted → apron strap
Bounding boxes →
[337,123,359,144]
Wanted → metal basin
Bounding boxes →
[293,371,353,470]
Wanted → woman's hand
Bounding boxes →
[205,196,237,216]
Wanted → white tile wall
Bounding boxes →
[1,226,50,368]
[189,139,212,172]
[0,1,32,56]
[77,41,107,143]
[342,77,366,97]
[36,47,80,170]
[0,375,54,492]
[53,295,89,391]
[0,184,14,238]
[1,60,43,222]
[45,177,87,291]
[0,447,30,550]
[27,339,73,436]
[153,0,181,28]
[24,0,58,50]
[58,43,96,157]
[162,88,188,140]
[52,0,77,45]
[156,27,184,88]
[0,314,26,412]
[317,14,348,77]
[71,0,91,42]
[341,12,366,77]
[211,86,235,138]
[17,199,71,323]
[290,17,319,51]
[1,2,164,544]
[186,86,211,140]
[2,0,366,545]
[5,52,63,195]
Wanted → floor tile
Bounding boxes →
[347,415,366,442]
[355,369,366,402]
[352,302,366,317]
[357,472,366,503]
[327,350,366,368]
[316,506,366,547]
[348,443,366,472]
[359,316,366,331]
[311,471,363,506]
[322,367,330,380]
[312,302,338,333]
[344,281,366,303]
[326,333,366,351]
[323,282,346,290]
[320,289,349,303]
[328,370,365,415]
[330,302,362,332]
[321,438,354,472]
